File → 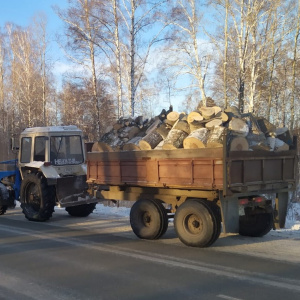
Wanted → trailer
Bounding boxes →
[86,134,298,247]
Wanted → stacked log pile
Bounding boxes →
[93,105,293,153]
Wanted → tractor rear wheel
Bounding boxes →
[20,174,55,222]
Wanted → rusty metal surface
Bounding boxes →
[88,156,223,190]
[87,146,298,194]
[226,150,298,194]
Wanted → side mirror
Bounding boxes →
[10,137,19,151]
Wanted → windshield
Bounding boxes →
[50,135,84,166]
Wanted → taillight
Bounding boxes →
[239,198,249,205]
[44,162,52,167]
[254,197,264,203]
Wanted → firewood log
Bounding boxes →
[92,142,114,152]
[212,106,222,116]
[224,106,241,120]
[266,137,276,151]
[162,129,188,150]
[145,118,162,135]
[122,137,142,151]
[229,137,249,151]
[274,138,289,152]
[255,117,276,134]
[183,128,209,149]
[207,126,225,148]
[247,132,269,151]
[275,127,293,145]
[228,118,249,137]
[205,119,223,130]
[189,120,205,132]
[187,111,203,124]
[166,111,180,125]
[154,140,164,150]
[139,130,163,150]
[156,123,171,139]
[199,107,215,120]
[173,120,190,134]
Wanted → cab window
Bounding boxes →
[20,137,32,163]
[34,137,46,162]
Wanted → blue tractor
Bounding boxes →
[0,159,21,215]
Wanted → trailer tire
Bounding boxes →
[192,199,221,246]
[20,174,55,222]
[174,200,216,247]
[239,210,273,237]
[66,203,96,217]
[130,199,168,240]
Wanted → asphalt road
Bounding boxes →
[1,207,300,300]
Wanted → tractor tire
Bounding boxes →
[20,173,55,222]
[239,209,273,237]
[0,205,8,215]
[66,203,96,217]
[0,183,9,215]
[130,198,168,240]
[174,200,217,247]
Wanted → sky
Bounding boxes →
[0,0,70,78]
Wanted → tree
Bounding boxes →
[166,0,211,106]
[55,0,105,139]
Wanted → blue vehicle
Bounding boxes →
[0,126,97,221]
[0,160,21,215]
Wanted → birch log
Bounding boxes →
[139,131,163,150]
[183,128,209,149]
[207,126,225,148]
[205,119,223,130]
[228,118,249,137]
[229,137,249,151]
[199,107,215,120]
[92,142,114,152]
[162,129,188,150]
[123,137,142,151]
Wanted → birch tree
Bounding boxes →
[118,0,169,116]
[167,0,211,106]
[55,0,105,139]
[290,0,300,129]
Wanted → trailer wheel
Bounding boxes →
[239,209,273,237]
[174,200,216,247]
[66,203,96,217]
[20,174,55,222]
[192,199,221,246]
[130,199,168,240]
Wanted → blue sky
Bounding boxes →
[0,0,69,72]
[0,0,68,31]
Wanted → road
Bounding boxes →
[1,206,300,300]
